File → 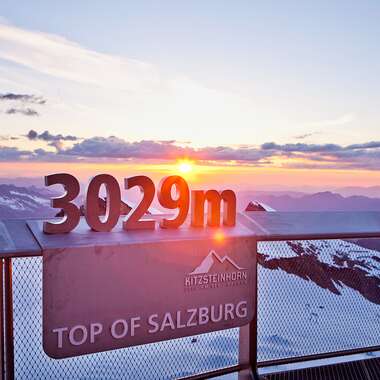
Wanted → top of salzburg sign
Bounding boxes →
[30,173,256,359]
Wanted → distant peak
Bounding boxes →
[310,191,342,199]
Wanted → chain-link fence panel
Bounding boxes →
[12,257,239,380]
[12,238,380,377]
[257,239,380,363]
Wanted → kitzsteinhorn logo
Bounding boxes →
[184,250,248,291]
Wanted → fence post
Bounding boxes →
[238,240,259,380]
[4,259,13,380]
[0,259,4,380]
[250,239,259,380]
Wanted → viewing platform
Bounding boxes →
[1,211,380,379]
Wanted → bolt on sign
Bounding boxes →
[28,174,256,359]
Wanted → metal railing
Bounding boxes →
[1,219,380,379]
[256,238,380,367]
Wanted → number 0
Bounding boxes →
[85,174,121,232]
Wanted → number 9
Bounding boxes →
[158,176,189,228]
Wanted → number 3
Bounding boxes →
[43,173,80,234]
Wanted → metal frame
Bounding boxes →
[0,259,4,380]
[258,345,380,368]
[1,219,380,379]
[3,259,13,380]
[255,234,380,370]
[177,364,249,380]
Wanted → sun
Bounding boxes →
[177,160,194,174]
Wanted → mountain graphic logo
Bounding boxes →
[190,250,245,275]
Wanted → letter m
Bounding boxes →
[191,190,236,227]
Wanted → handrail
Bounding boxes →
[1,212,380,379]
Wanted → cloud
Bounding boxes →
[48,140,65,151]
[60,136,380,169]
[27,129,78,142]
[259,141,380,169]
[3,132,380,170]
[0,92,46,117]
[0,135,18,141]
[261,142,342,153]
[0,22,262,149]
[0,92,46,104]
[346,141,380,150]
[294,132,318,140]
[5,108,39,116]
[261,141,380,155]
[306,114,355,128]
[0,145,79,162]
[0,23,159,91]
[63,137,185,159]
[61,136,272,163]
[0,146,30,160]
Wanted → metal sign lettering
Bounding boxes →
[43,173,237,233]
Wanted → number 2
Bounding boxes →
[123,176,156,230]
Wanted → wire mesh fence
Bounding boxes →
[12,257,239,380]
[257,238,380,363]
[10,237,380,378]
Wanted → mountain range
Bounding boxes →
[238,190,380,212]
[0,184,56,219]
[0,183,159,219]
[3,183,380,219]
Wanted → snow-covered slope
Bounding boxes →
[257,238,380,361]
[245,200,275,212]
[0,184,56,219]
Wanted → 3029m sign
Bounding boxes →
[43,174,236,234]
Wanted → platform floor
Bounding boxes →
[261,356,380,380]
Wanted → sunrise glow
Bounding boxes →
[177,160,194,174]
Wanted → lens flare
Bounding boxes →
[214,231,225,242]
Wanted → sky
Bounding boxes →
[1,1,380,190]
